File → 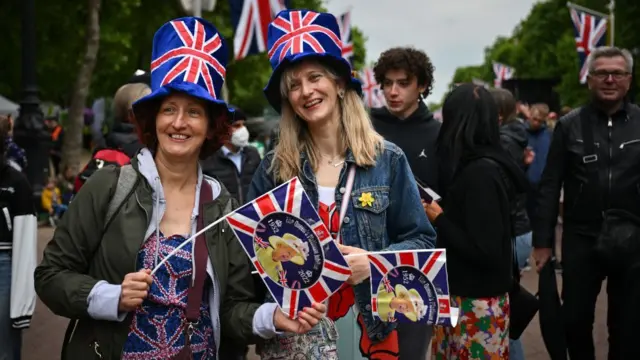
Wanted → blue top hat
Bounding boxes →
[132,17,233,120]
[263,9,362,113]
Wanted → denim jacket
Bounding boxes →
[247,140,437,342]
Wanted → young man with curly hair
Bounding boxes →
[371,47,441,192]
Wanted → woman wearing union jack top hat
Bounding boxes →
[34,17,326,360]
[247,9,437,360]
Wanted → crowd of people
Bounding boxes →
[0,8,638,360]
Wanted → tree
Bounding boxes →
[62,0,102,170]
[0,0,368,117]
[446,0,640,107]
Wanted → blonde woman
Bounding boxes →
[248,9,436,360]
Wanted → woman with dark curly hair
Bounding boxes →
[34,17,325,359]
[370,47,441,192]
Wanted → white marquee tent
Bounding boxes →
[0,95,19,117]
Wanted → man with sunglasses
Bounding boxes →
[532,46,639,359]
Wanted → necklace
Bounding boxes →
[320,153,345,168]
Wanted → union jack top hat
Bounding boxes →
[263,9,362,113]
[132,17,233,119]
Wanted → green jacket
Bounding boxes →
[34,158,260,359]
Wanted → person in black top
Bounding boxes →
[423,84,528,359]
[490,87,533,360]
[0,115,38,360]
[201,107,261,205]
[491,88,533,264]
[533,46,640,360]
[369,47,441,191]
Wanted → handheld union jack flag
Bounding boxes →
[492,62,515,88]
[368,249,458,326]
[359,68,385,108]
[568,4,608,83]
[229,0,290,60]
[337,11,354,64]
[226,177,351,319]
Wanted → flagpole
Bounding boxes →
[192,0,201,17]
[566,2,609,18]
[608,0,615,46]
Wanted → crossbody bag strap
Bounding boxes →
[176,180,213,360]
[336,165,357,243]
[186,181,213,321]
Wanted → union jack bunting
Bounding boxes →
[433,108,442,123]
[359,68,386,108]
[368,249,458,326]
[267,10,343,63]
[226,177,351,319]
[150,19,227,99]
[337,11,354,64]
[568,4,608,83]
[492,61,515,88]
[229,0,290,60]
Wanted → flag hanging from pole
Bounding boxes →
[492,62,515,88]
[567,3,608,83]
[358,67,386,108]
[226,177,351,319]
[337,10,354,65]
[368,249,458,326]
[229,0,291,60]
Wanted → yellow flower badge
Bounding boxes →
[359,192,375,207]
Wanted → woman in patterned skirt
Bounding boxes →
[423,84,529,359]
[35,17,326,359]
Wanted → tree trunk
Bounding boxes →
[61,0,101,171]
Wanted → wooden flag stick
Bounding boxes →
[250,248,444,275]
[150,214,231,276]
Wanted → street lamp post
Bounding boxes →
[14,0,50,199]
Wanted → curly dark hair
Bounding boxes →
[133,97,231,160]
[373,47,435,97]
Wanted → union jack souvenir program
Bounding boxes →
[226,177,352,319]
[368,249,458,326]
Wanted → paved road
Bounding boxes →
[23,227,609,359]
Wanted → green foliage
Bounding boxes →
[447,0,640,107]
[0,0,368,117]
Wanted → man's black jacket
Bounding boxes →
[533,102,640,248]
[201,146,262,205]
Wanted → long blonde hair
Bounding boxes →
[270,61,384,182]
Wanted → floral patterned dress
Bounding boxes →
[432,294,510,360]
[122,232,216,359]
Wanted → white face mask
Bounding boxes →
[230,126,250,148]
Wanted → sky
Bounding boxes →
[324,0,538,103]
